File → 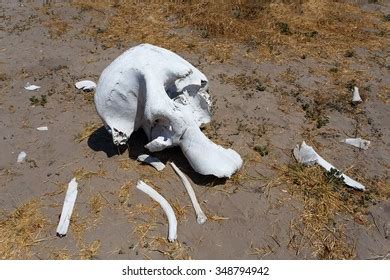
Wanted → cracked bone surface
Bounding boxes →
[94,43,242,178]
[293,141,365,190]
[170,162,207,224]
[136,180,177,242]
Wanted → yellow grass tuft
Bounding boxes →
[0,200,47,259]
[73,167,106,181]
[274,163,377,259]
[79,240,101,259]
[74,122,100,143]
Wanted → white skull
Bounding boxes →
[94,44,242,178]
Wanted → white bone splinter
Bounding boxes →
[293,141,365,190]
[136,180,177,242]
[170,162,207,224]
[75,80,96,91]
[341,138,370,150]
[56,178,78,237]
[137,154,165,171]
[94,44,242,178]
[352,86,362,103]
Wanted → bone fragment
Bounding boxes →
[56,178,78,237]
[37,126,48,131]
[352,86,362,103]
[136,180,177,242]
[341,138,370,150]
[75,80,96,91]
[170,162,207,224]
[24,83,40,91]
[137,154,165,171]
[293,141,365,190]
[17,151,27,163]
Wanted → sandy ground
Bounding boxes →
[0,1,389,259]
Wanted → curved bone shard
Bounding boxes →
[75,80,96,91]
[137,154,165,171]
[170,162,207,224]
[293,141,365,191]
[341,138,370,150]
[136,180,177,242]
[56,178,78,237]
[94,43,242,178]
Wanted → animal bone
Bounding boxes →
[17,151,27,163]
[37,126,48,131]
[75,80,96,91]
[352,86,362,103]
[341,138,370,150]
[24,83,40,91]
[170,162,207,224]
[137,154,165,171]
[56,178,78,237]
[136,180,177,242]
[293,141,365,190]
[94,43,242,178]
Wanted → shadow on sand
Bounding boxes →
[88,126,227,187]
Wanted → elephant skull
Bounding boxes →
[94,44,242,178]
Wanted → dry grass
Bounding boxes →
[73,0,388,62]
[118,181,133,205]
[74,122,100,143]
[89,193,104,216]
[274,162,383,259]
[73,167,107,181]
[51,249,71,260]
[0,200,47,259]
[79,240,101,259]
[43,17,68,38]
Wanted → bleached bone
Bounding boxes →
[136,180,177,242]
[293,141,365,190]
[137,154,165,171]
[17,151,27,163]
[352,86,362,103]
[341,138,370,150]
[75,80,96,91]
[56,178,78,237]
[37,126,48,131]
[94,43,242,178]
[170,162,207,224]
[24,83,40,91]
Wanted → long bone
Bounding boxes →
[170,162,207,224]
[136,180,177,242]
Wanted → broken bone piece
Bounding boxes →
[137,154,165,171]
[75,80,96,91]
[136,180,177,242]
[94,43,242,178]
[170,162,207,224]
[352,86,362,103]
[56,178,78,237]
[341,138,370,150]
[293,141,365,190]
[24,83,40,91]
[36,126,48,131]
[17,151,27,163]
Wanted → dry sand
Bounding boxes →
[0,0,389,260]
